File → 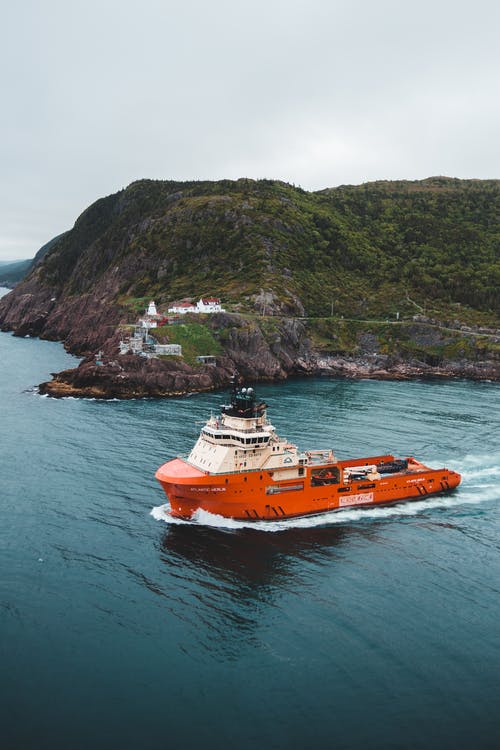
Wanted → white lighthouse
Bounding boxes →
[147,301,157,316]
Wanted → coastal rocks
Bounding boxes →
[314,353,500,381]
[0,284,58,337]
[38,348,500,400]
[36,312,319,399]
[0,276,124,354]
[223,323,285,378]
[39,355,235,399]
[2,285,499,401]
[211,314,312,379]
[356,333,381,355]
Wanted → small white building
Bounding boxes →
[119,304,183,357]
[139,300,163,328]
[196,297,224,313]
[119,337,182,357]
[168,297,224,315]
[155,344,182,356]
[167,301,197,314]
[119,337,144,355]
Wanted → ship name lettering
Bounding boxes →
[189,487,226,492]
[338,492,374,507]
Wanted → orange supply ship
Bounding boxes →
[156,381,461,521]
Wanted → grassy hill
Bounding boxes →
[29,177,498,327]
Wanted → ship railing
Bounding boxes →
[178,456,308,477]
[178,449,333,462]
[304,450,335,465]
[209,426,267,435]
[181,465,301,477]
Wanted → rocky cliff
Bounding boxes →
[1,177,499,397]
[37,313,500,399]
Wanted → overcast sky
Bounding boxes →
[1,0,498,260]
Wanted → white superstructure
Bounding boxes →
[186,384,332,478]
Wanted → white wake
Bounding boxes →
[151,452,500,532]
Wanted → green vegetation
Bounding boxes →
[32,176,498,327]
[117,295,153,317]
[305,316,500,364]
[153,322,222,365]
[316,177,499,317]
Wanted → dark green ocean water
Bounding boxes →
[1,294,499,749]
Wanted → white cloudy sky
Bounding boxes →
[1,0,498,260]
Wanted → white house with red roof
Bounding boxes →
[168,297,224,315]
[196,297,223,313]
[167,300,198,314]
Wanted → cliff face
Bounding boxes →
[0,274,124,353]
[36,311,499,399]
[213,315,313,378]
[37,314,318,398]
[1,176,499,396]
[38,334,499,399]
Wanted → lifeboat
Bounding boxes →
[155,379,461,521]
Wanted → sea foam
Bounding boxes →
[150,452,500,532]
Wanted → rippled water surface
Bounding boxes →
[1,322,499,750]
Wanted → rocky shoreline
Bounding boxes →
[1,287,499,399]
[36,349,499,400]
[1,175,499,398]
[38,355,235,399]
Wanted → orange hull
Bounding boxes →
[156,454,461,521]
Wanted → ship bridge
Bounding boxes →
[201,425,272,447]
[186,382,304,474]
